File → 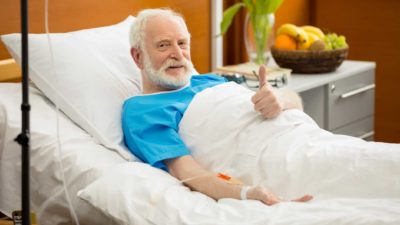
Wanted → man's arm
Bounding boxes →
[165,155,242,200]
[251,65,303,119]
[276,88,303,111]
[165,155,312,205]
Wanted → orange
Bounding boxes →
[274,34,297,50]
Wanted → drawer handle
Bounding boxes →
[357,131,374,139]
[340,84,375,99]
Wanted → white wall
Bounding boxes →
[211,0,223,70]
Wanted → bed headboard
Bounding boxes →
[0,59,21,82]
[0,0,211,81]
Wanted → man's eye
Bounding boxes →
[158,43,169,48]
[179,42,188,49]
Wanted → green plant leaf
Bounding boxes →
[260,0,270,14]
[255,0,264,15]
[219,3,245,36]
[243,0,254,13]
[265,0,284,14]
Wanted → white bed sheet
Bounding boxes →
[79,162,400,225]
[0,83,126,225]
[2,82,400,225]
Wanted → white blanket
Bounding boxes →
[80,82,400,225]
[177,82,400,217]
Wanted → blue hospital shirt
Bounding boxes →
[122,74,226,171]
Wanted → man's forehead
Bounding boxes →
[145,15,189,40]
[153,34,190,43]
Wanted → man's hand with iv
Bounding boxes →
[251,65,303,119]
[166,155,313,206]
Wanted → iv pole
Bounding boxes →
[14,0,31,224]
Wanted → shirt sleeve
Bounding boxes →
[122,100,190,171]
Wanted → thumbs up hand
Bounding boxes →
[251,65,284,119]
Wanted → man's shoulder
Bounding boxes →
[122,96,140,113]
[191,73,227,82]
[122,93,157,110]
[123,93,159,108]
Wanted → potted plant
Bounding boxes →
[220,0,284,65]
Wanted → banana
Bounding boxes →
[301,25,325,39]
[298,32,320,50]
[277,23,308,44]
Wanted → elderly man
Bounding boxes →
[122,8,312,205]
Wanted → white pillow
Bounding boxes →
[1,16,140,160]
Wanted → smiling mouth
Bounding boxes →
[168,65,184,69]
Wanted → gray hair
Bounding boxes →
[129,8,190,50]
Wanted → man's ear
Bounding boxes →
[131,47,144,69]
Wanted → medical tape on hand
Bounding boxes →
[240,186,251,200]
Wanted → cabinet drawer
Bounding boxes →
[327,70,375,130]
[331,116,374,141]
[299,86,325,129]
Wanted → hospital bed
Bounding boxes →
[1,1,400,225]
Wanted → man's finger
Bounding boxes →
[258,65,268,89]
[291,195,313,202]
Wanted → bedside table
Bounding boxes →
[285,60,376,140]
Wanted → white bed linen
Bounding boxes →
[78,82,400,225]
[79,162,400,225]
[0,83,126,225]
[180,82,400,199]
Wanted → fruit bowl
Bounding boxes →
[271,46,349,74]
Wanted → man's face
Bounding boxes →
[141,15,193,90]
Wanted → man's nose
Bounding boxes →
[170,43,184,60]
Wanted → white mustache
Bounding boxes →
[161,58,190,71]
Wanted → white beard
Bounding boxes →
[143,51,194,90]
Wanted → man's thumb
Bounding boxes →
[258,65,268,89]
